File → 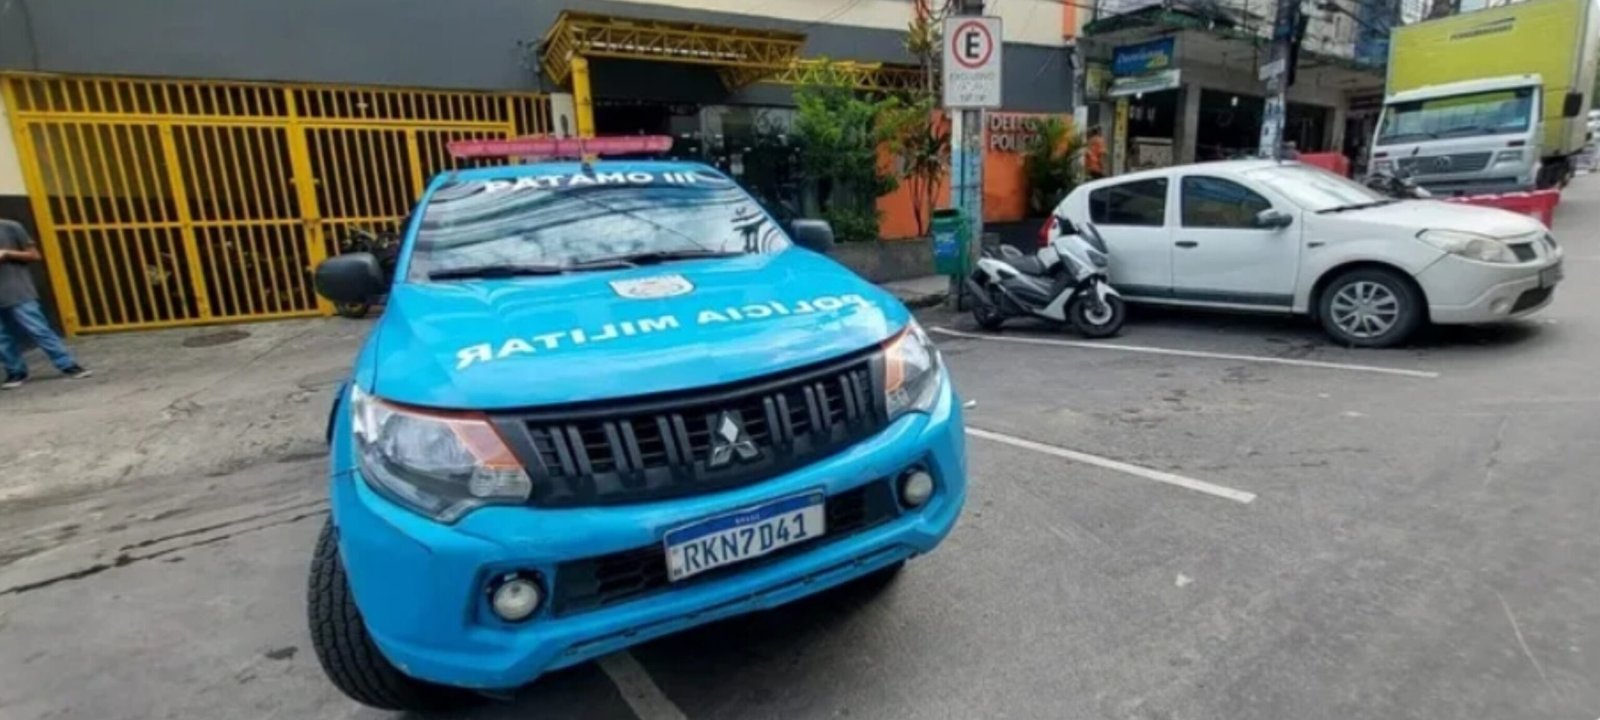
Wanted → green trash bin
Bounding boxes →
[930,208,969,277]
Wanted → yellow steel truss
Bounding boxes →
[2,73,551,334]
[541,11,927,115]
[720,59,927,94]
[541,12,807,86]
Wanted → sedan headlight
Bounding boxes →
[883,320,943,419]
[1417,229,1517,264]
[349,385,531,522]
[1373,159,1393,173]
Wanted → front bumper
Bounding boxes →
[1417,252,1562,324]
[327,371,966,690]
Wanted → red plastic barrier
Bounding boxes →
[1443,189,1561,228]
[1298,152,1351,177]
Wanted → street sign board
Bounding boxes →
[942,16,1003,109]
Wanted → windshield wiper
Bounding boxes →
[428,262,566,280]
[574,248,746,266]
[1317,200,1398,214]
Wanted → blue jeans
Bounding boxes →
[0,300,77,375]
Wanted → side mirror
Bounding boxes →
[1254,209,1294,229]
[790,219,836,254]
[314,252,387,304]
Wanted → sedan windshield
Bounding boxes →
[408,169,787,281]
[1376,88,1535,145]
[1243,164,1390,212]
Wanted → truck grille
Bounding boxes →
[493,351,887,507]
[547,479,900,616]
[1399,152,1493,176]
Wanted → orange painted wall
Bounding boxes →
[877,111,1072,239]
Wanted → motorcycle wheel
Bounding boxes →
[1068,295,1125,339]
[335,301,371,319]
[972,289,1005,330]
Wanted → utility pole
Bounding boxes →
[1259,0,1305,160]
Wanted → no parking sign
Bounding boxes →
[942,17,1003,109]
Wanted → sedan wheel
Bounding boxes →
[1318,269,1423,348]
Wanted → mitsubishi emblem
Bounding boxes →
[707,411,759,468]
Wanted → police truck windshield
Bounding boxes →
[408,169,788,281]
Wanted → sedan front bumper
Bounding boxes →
[1417,252,1562,324]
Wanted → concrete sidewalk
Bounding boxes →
[879,275,951,308]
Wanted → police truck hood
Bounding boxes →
[368,250,910,410]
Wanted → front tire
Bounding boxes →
[972,289,1005,330]
[1068,294,1125,339]
[307,520,469,712]
[334,301,371,319]
[1318,269,1423,348]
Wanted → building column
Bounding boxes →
[1330,104,1349,154]
[570,55,595,138]
[1176,83,1202,165]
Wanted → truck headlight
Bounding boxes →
[883,320,943,420]
[1417,229,1517,264]
[349,385,531,522]
[1494,149,1524,163]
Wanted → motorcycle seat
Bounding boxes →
[1001,254,1049,277]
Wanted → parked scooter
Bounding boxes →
[333,226,400,318]
[966,218,1126,338]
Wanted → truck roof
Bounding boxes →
[1386,74,1544,104]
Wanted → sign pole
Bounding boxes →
[943,7,1001,308]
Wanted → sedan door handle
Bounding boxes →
[1175,240,1199,248]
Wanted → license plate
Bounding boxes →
[664,492,826,582]
[1540,262,1564,288]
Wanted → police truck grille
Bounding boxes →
[496,351,887,507]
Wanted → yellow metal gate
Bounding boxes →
[1,74,551,333]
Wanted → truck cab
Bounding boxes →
[1371,75,1544,195]
[303,137,967,712]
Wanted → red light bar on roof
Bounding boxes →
[447,135,674,159]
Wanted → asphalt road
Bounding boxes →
[4,177,1599,720]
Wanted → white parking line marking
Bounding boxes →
[598,651,688,720]
[966,426,1258,504]
[932,327,1440,379]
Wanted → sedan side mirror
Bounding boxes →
[1254,209,1294,230]
[314,252,387,304]
[790,219,836,254]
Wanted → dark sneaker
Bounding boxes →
[61,366,92,380]
[1,372,24,389]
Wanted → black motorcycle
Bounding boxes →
[333,227,400,318]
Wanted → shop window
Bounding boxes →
[1181,176,1271,228]
[1089,178,1168,227]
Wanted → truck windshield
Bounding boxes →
[407,169,788,281]
[1376,87,1535,145]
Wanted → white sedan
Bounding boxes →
[1052,160,1564,347]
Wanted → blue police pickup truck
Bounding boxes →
[307,147,967,711]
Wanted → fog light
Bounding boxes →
[1491,298,1511,315]
[489,573,542,622]
[899,469,935,507]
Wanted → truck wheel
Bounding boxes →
[1318,269,1423,348]
[307,520,469,712]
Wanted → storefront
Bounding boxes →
[1,0,1079,332]
[1082,5,1384,171]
